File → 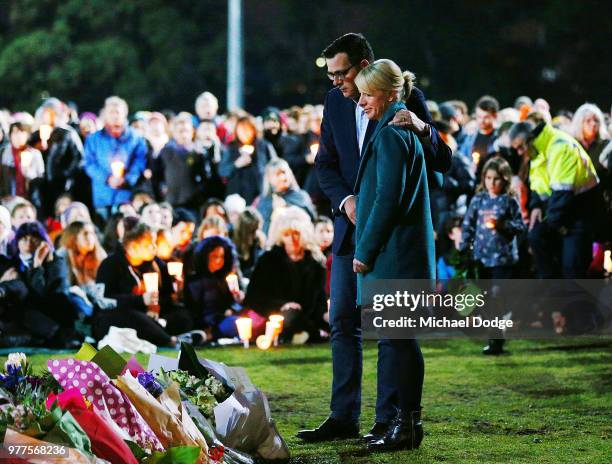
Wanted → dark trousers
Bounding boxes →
[480,265,514,347]
[528,220,591,278]
[329,253,362,421]
[93,307,192,347]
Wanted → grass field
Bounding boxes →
[6,338,611,464]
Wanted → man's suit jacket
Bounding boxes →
[315,86,451,256]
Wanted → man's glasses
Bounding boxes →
[326,64,355,81]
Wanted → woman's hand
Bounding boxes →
[146,310,159,321]
[0,267,18,282]
[33,242,52,268]
[280,301,302,312]
[353,258,369,273]
[143,290,159,306]
[234,153,252,168]
[224,308,234,317]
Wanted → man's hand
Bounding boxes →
[146,310,159,321]
[108,175,125,189]
[234,153,252,168]
[343,195,357,225]
[280,301,302,312]
[529,208,542,231]
[391,109,429,137]
[143,290,159,307]
[353,258,369,273]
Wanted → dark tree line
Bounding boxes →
[0,0,609,114]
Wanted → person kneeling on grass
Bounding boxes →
[95,222,203,347]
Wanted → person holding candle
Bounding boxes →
[185,235,243,339]
[1,122,45,205]
[84,96,147,222]
[460,157,526,354]
[219,115,277,204]
[256,158,315,234]
[95,222,197,347]
[244,206,327,342]
[29,98,85,217]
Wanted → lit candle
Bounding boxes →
[235,318,252,348]
[226,273,240,293]
[472,151,480,165]
[485,219,496,229]
[604,250,612,273]
[39,125,52,143]
[256,334,271,350]
[239,144,255,156]
[269,315,284,347]
[111,160,125,178]
[310,143,319,157]
[143,272,158,293]
[167,262,183,278]
[20,150,33,169]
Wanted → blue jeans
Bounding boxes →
[329,253,361,421]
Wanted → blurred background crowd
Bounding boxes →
[0,89,610,349]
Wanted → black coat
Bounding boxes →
[244,245,327,335]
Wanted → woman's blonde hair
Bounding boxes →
[267,206,324,264]
[262,158,299,196]
[571,103,609,143]
[355,59,415,102]
[197,215,228,240]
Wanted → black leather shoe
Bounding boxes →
[483,339,505,355]
[362,422,389,442]
[368,410,423,452]
[296,417,359,442]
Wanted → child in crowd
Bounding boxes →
[461,156,526,355]
[314,215,333,297]
[1,122,45,205]
[11,201,37,229]
[233,207,265,279]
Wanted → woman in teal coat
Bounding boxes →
[353,59,435,452]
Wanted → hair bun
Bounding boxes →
[402,71,415,99]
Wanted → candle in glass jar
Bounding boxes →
[239,144,255,156]
[226,273,240,293]
[20,150,33,169]
[256,334,271,350]
[310,143,319,157]
[604,250,612,273]
[167,262,183,278]
[111,160,125,178]
[472,151,480,165]
[39,125,52,143]
[143,272,158,293]
[235,318,253,348]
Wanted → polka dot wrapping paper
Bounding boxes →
[48,358,164,452]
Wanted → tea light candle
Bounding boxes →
[111,160,125,178]
[143,272,158,293]
[167,262,183,278]
[235,317,253,348]
[269,315,284,347]
[256,334,271,350]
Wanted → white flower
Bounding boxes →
[4,352,27,372]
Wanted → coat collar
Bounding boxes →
[355,101,406,191]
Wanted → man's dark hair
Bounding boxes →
[9,121,32,135]
[508,121,535,142]
[122,222,152,247]
[475,95,500,114]
[322,33,374,66]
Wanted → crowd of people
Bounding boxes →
[0,84,610,349]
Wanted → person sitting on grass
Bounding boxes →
[244,207,328,343]
[186,235,244,339]
[95,222,199,347]
[12,221,81,348]
[232,207,265,280]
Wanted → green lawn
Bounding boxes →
[7,339,612,464]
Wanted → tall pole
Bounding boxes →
[227,0,244,110]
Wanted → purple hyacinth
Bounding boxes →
[137,372,164,397]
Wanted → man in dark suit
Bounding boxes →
[297,33,451,443]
